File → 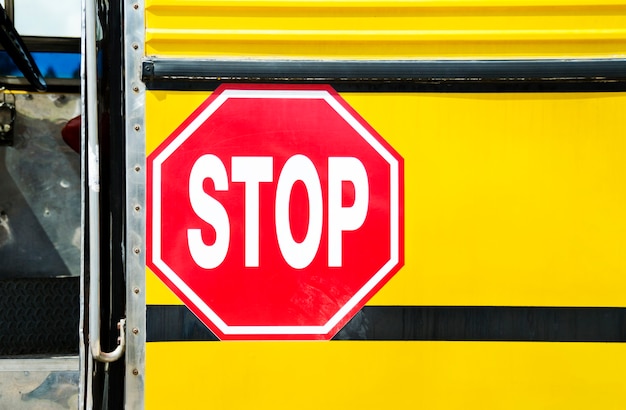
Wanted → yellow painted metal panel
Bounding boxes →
[146,341,626,409]
[144,0,626,59]
[146,267,182,305]
[146,90,626,308]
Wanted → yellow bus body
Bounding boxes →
[140,2,626,408]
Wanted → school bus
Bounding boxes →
[0,0,626,409]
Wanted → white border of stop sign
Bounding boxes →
[150,88,401,337]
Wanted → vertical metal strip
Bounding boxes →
[86,0,125,365]
[124,0,146,407]
[79,0,91,406]
[84,0,103,366]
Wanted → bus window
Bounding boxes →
[13,0,80,38]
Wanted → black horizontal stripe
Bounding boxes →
[146,304,219,342]
[146,305,626,342]
[142,58,626,92]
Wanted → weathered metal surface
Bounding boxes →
[0,358,78,409]
[0,93,80,278]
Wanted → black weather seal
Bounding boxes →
[142,58,626,92]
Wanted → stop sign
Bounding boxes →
[147,84,403,340]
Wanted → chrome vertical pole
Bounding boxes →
[85,0,125,364]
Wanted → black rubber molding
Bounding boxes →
[142,58,626,92]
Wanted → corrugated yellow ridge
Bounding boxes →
[145,0,626,59]
[146,0,626,8]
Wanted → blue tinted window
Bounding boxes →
[0,51,80,79]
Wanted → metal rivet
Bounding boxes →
[132,43,139,50]
[132,327,139,335]
[133,247,140,254]
[134,205,141,212]
[134,166,141,172]
[133,3,139,9]
[134,124,140,131]
[133,86,139,93]
[133,287,140,294]
[132,369,139,376]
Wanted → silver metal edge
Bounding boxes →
[86,0,125,365]
[124,0,146,408]
[0,357,79,372]
[79,0,90,407]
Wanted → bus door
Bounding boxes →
[0,1,82,409]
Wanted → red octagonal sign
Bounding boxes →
[147,84,404,340]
